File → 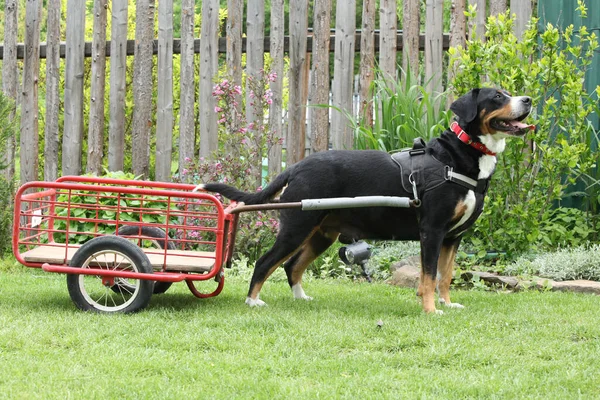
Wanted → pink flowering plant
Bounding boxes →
[177,69,282,262]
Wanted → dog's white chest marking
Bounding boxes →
[450,190,476,232]
[478,155,497,179]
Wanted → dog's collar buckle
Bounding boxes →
[450,121,496,156]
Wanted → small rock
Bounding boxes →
[389,255,420,272]
[550,280,600,295]
[388,264,420,289]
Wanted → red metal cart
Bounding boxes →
[12,176,240,313]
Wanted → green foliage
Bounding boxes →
[0,176,15,257]
[354,71,453,152]
[450,6,600,256]
[50,171,179,244]
[505,244,600,281]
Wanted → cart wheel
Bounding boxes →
[66,236,154,313]
[117,225,174,294]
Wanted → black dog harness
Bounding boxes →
[391,138,490,206]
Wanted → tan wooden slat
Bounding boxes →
[512,0,533,40]
[469,0,486,41]
[227,0,243,136]
[87,0,108,176]
[425,0,444,95]
[178,0,196,175]
[287,0,309,164]
[359,0,375,128]
[403,0,420,78]
[490,0,507,16]
[331,0,356,150]
[447,0,467,104]
[245,0,265,181]
[310,0,332,154]
[132,0,156,179]
[21,245,216,273]
[156,0,174,182]
[108,0,128,172]
[44,0,61,182]
[268,0,284,174]
[198,0,220,161]
[62,0,85,176]
[379,0,397,84]
[20,0,42,185]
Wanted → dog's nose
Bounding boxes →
[521,96,532,105]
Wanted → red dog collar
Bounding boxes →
[450,121,497,156]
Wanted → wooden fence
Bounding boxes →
[0,0,533,185]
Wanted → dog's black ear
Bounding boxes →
[450,89,480,123]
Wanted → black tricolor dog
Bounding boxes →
[200,88,533,314]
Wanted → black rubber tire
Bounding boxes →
[117,225,175,294]
[66,236,154,313]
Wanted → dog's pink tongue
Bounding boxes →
[509,120,535,130]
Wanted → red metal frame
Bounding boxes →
[12,176,239,299]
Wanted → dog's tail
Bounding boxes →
[198,168,291,205]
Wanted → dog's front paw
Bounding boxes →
[245,297,267,307]
[292,284,313,301]
[439,298,465,309]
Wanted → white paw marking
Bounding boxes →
[439,298,465,309]
[292,284,313,301]
[434,309,444,315]
[245,297,267,307]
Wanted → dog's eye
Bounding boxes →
[495,93,503,99]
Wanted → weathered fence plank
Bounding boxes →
[20,0,42,185]
[86,0,108,176]
[178,0,195,175]
[359,0,375,128]
[490,0,507,16]
[132,0,155,179]
[62,0,85,176]
[44,0,61,182]
[287,0,309,165]
[2,0,19,181]
[447,0,467,102]
[226,0,243,135]
[198,0,219,161]
[425,0,444,95]
[108,0,128,172]
[310,0,332,154]
[331,0,356,150]
[379,0,397,83]
[469,0,486,40]
[268,0,284,175]
[402,0,420,78]
[245,0,265,181]
[155,0,174,182]
[513,0,533,40]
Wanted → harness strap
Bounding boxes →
[445,167,488,193]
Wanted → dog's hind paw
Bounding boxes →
[245,297,267,307]
[439,298,465,309]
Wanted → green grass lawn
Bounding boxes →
[1,267,600,399]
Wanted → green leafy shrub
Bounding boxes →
[50,171,180,245]
[505,244,600,281]
[449,4,599,257]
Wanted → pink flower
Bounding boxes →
[214,106,223,113]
